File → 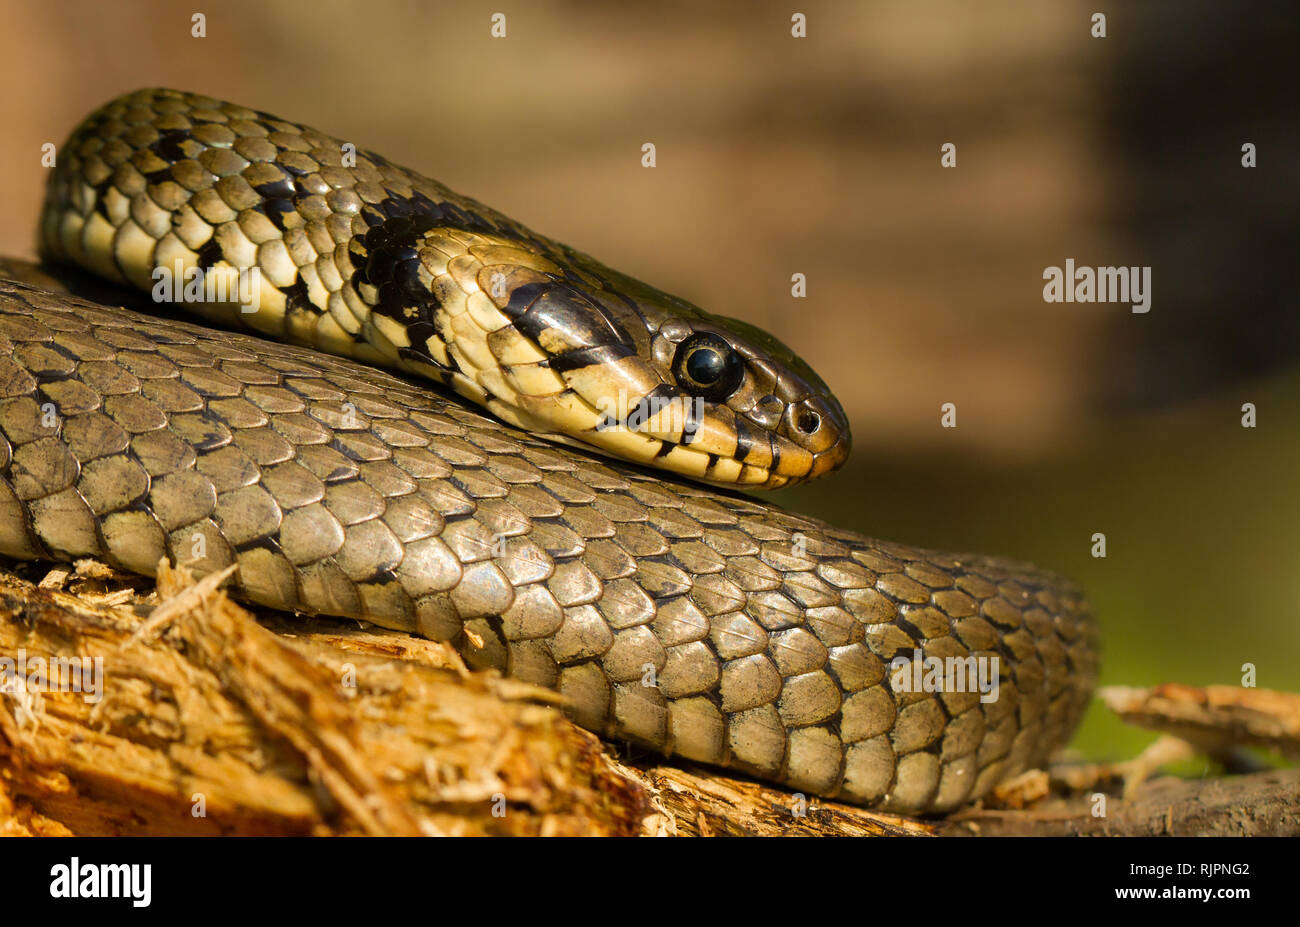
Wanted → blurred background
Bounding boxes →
[0,0,1297,763]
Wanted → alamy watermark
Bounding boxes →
[1043,259,1151,313]
[889,649,1000,703]
[152,260,262,314]
[595,390,705,438]
[1,648,104,705]
[49,858,150,907]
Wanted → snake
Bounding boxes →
[0,88,1098,814]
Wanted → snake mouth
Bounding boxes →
[561,385,851,490]
[782,390,853,483]
[733,388,852,489]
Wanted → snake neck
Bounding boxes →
[40,88,851,490]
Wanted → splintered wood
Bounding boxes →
[0,560,644,835]
[0,559,1296,836]
[1099,684,1300,761]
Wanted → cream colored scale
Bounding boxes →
[350,227,730,478]
[55,189,758,484]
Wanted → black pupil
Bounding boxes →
[686,347,725,384]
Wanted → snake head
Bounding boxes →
[360,225,850,489]
[634,310,852,489]
[500,280,850,489]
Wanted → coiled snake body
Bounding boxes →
[0,89,1097,813]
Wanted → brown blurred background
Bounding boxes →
[0,0,1297,761]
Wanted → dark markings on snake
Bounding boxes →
[352,209,444,330]
[498,281,547,322]
[322,465,354,483]
[351,194,593,309]
[507,283,633,354]
[733,417,756,461]
[196,238,223,271]
[547,341,635,374]
[680,390,704,446]
[402,320,439,352]
[91,177,115,221]
[379,193,418,219]
[398,348,455,384]
[390,254,425,296]
[766,434,782,474]
[433,199,498,235]
[601,382,677,431]
[641,382,679,407]
[232,535,288,558]
[259,199,296,233]
[279,278,312,314]
[253,177,296,202]
[150,130,193,164]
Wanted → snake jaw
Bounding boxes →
[536,316,854,489]
[372,248,853,488]
[625,320,854,489]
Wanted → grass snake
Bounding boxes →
[0,88,1098,813]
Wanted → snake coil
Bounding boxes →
[0,89,1098,813]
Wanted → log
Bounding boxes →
[0,559,1294,836]
[0,559,645,835]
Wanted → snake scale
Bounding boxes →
[0,88,1097,813]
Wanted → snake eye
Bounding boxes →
[672,333,745,401]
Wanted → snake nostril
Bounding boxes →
[794,409,820,436]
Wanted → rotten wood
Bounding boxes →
[941,768,1300,836]
[0,560,644,835]
[1099,683,1300,761]
[0,558,1295,836]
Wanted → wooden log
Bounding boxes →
[1,559,1294,836]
